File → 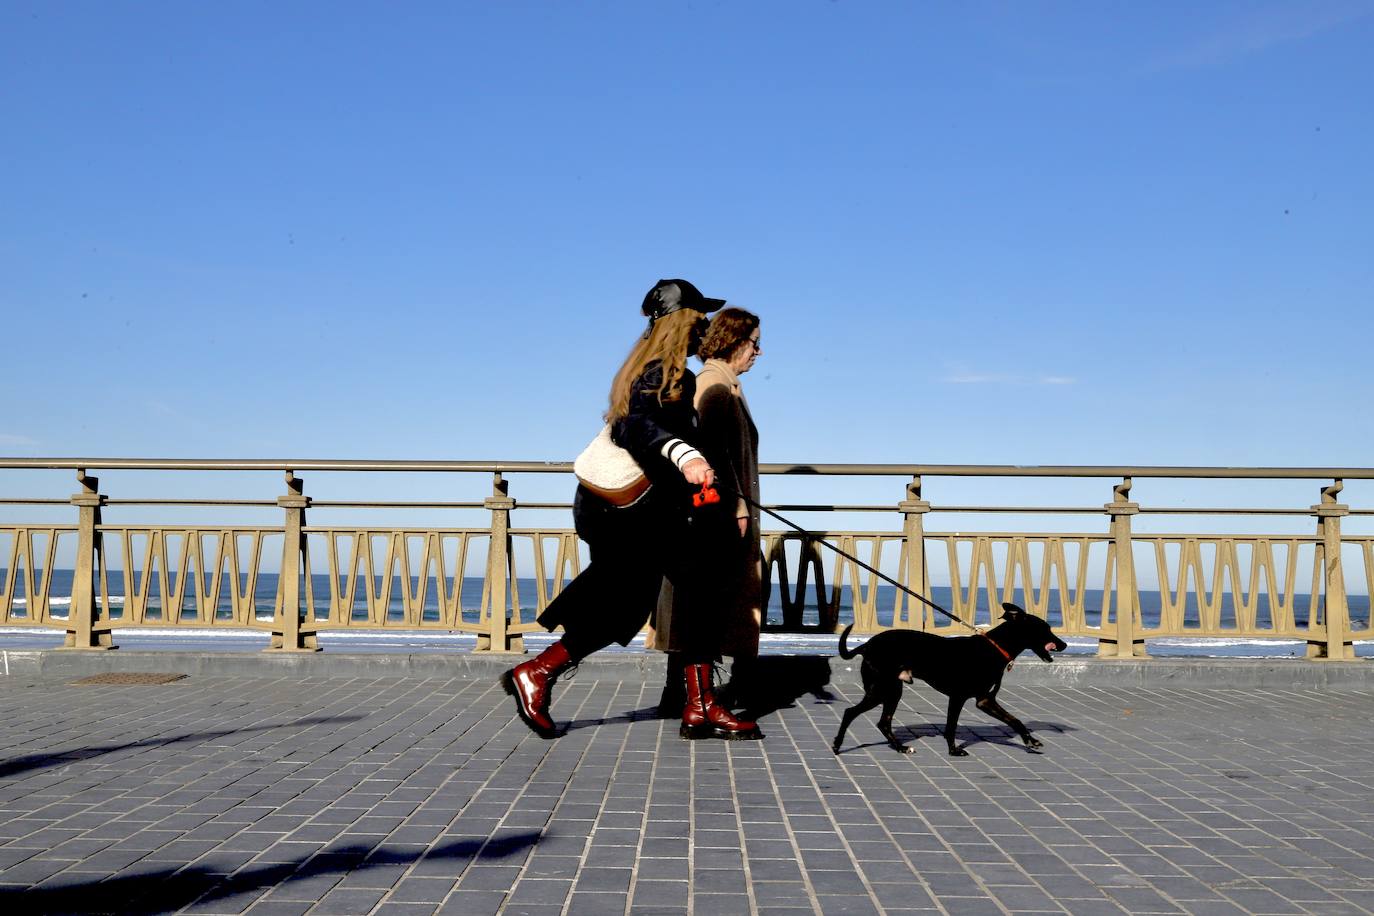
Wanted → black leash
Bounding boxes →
[703,482,978,632]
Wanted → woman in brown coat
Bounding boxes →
[650,307,763,714]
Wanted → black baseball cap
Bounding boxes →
[640,279,727,321]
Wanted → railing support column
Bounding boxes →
[268,471,318,652]
[62,469,114,650]
[897,475,931,630]
[1307,479,1354,660]
[476,473,522,654]
[1100,477,1145,658]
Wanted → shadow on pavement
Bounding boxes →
[839,719,1077,755]
[1,831,542,916]
[734,655,837,721]
[561,708,661,732]
[559,656,837,733]
[0,714,369,779]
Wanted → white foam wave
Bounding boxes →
[1141,637,1304,648]
[7,596,127,608]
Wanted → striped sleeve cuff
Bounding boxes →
[661,438,703,470]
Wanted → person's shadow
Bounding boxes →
[0,715,368,779]
[1,832,542,916]
[591,656,837,731]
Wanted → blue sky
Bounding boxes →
[3,1,1373,522]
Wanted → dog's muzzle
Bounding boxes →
[1037,639,1067,662]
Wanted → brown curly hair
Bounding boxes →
[697,307,760,362]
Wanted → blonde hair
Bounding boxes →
[605,309,706,423]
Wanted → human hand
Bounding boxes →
[681,457,714,487]
[737,517,748,537]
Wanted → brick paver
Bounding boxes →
[1,665,1372,914]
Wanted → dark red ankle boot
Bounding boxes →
[680,663,763,740]
[501,641,572,739]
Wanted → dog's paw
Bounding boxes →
[831,744,842,755]
[949,747,969,757]
[1025,736,1043,749]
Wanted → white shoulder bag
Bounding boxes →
[574,424,651,507]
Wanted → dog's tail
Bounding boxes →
[837,624,862,660]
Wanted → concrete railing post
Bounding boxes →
[268,471,318,652]
[1100,476,1145,658]
[476,472,522,654]
[62,469,115,650]
[1308,479,1354,660]
[896,475,931,629]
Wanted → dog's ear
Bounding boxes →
[1001,602,1026,620]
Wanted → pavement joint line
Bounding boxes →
[724,725,763,916]
[809,753,930,913]
[626,681,662,916]
[761,708,828,915]
[520,670,623,912]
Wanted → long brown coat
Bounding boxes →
[648,358,762,658]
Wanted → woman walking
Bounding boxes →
[501,279,763,741]
[650,307,764,715]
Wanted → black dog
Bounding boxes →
[832,603,1067,757]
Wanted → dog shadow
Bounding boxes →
[840,720,1077,756]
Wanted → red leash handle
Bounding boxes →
[692,484,721,507]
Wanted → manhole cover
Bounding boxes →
[70,672,188,686]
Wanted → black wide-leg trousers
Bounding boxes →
[536,485,736,663]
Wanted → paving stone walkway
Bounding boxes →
[1,661,1372,915]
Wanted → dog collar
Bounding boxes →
[979,632,1012,663]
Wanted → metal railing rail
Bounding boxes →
[6,456,1374,478]
[0,458,1368,659]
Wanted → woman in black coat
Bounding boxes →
[502,279,762,741]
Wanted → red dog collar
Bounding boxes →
[980,632,1012,663]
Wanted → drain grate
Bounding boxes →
[70,672,188,686]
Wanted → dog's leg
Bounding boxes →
[833,694,881,754]
[877,689,912,755]
[944,696,970,757]
[976,695,1041,750]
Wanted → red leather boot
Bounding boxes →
[501,641,572,739]
[680,663,763,740]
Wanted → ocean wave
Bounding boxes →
[1132,637,1304,648]
[7,596,127,608]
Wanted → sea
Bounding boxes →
[1,570,1369,657]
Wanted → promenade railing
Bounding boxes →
[0,459,1369,659]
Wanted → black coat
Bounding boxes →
[538,361,730,653]
[611,362,699,499]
